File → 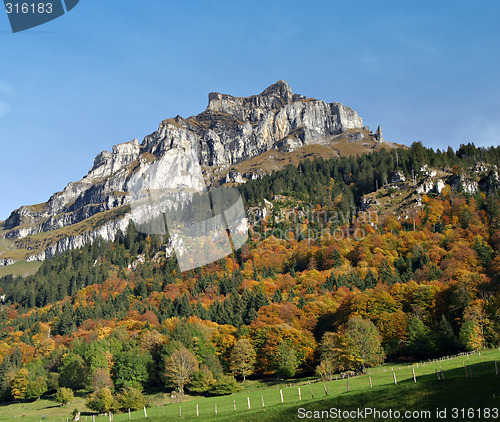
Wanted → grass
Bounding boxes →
[0,260,42,277]
[2,349,497,422]
[0,393,91,422]
[0,238,13,255]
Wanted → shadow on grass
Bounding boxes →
[224,361,500,422]
[41,404,61,409]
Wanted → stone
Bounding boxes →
[375,125,384,143]
[389,170,406,184]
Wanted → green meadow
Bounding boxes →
[2,349,498,422]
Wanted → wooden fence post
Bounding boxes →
[440,366,445,380]
[128,408,131,420]
[143,406,147,418]
[215,404,217,415]
[233,399,236,411]
[412,367,417,383]
[247,396,251,410]
[393,372,397,385]
[196,403,199,417]
[298,387,302,400]
[324,385,329,395]
[495,360,498,375]
[435,369,441,380]
[280,389,284,403]
[369,376,372,389]
[179,406,182,418]
[310,386,314,398]
[347,376,350,392]
[261,395,265,408]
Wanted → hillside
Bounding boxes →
[0,142,499,417]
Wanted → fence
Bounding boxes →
[69,349,500,421]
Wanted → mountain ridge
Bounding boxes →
[0,81,392,266]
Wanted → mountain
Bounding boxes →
[0,81,399,266]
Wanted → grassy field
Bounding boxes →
[0,238,13,255]
[1,349,498,422]
[0,260,42,277]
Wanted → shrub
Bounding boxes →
[86,387,117,413]
[117,387,148,411]
[55,387,74,405]
[210,375,241,396]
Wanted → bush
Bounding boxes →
[55,387,74,405]
[188,365,215,395]
[86,387,117,413]
[25,377,48,401]
[117,387,148,411]
[210,375,241,396]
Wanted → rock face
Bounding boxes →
[1,81,364,263]
[416,178,446,195]
[452,175,479,194]
[389,170,406,184]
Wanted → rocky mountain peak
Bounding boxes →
[207,80,303,117]
[259,80,294,102]
[1,81,369,265]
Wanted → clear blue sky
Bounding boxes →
[0,0,499,219]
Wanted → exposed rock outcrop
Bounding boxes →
[416,178,446,195]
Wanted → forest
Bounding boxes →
[0,141,499,412]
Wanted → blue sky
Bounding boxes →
[0,0,499,219]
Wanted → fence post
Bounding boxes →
[495,360,498,375]
[163,405,164,416]
[280,389,284,403]
[324,385,328,395]
[369,376,372,389]
[412,367,417,383]
[196,403,199,417]
[143,406,147,418]
[310,386,314,398]
[179,406,182,418]
[215,404,217,415]
[233,399,236,411]
[247,396,251,410]
[464,363,468,378]
[440,366,445,380]
[298,387,302,400]
[261,395,265,408]
[393,372,397,385]
[128,408,131,420]
[347,376,350,392]
[435,369,441,381]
